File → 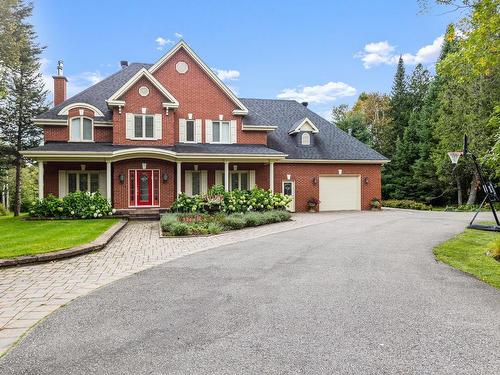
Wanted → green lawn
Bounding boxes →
[0,215,119,259]
[434,227,500,288]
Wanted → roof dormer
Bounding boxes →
[288,117,319,135]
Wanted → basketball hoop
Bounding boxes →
[447,151,462,164]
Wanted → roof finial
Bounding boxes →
[57,60,64,76]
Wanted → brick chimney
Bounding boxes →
[52,60,67,106]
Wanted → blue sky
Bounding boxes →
[32,0,458,119]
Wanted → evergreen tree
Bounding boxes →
[335,111,373,146]
[388,56,409,151]
[0,1,47,215]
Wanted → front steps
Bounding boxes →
[114,208,166,221]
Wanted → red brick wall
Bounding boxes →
[113,77,175,146]
[274,163,382,212]
[53,76,67,106]
[152,48,267,145]
[112,159,175,209]
[43,107,114,142]
[180,163,270,190]
[43,162,107,197]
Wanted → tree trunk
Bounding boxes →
[466,170,479,205]
[14,156,21,216]
[455,176,463,205]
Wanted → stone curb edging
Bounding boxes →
[0,219,128,268]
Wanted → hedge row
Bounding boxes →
[29,192,113,219]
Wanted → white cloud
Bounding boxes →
[213,68,240,82]
[155,36,174,50]
[356,36,444,69]
[276,81,356,104]
[174,32,183,38]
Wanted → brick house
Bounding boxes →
[24,41,388,213]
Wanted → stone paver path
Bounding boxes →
[0,212,348,355]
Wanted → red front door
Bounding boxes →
[136,170,152,206]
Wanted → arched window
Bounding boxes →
[301,132,311,146]
[70,117,93,142]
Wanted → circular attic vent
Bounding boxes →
[138,86,150,97]
[175,61,189,74]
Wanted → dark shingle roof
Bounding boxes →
[240,98,387,161]
[35,63,387,161]
[37,63,151,121]
[28,142,283,156]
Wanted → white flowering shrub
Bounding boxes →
[30,192,113,219]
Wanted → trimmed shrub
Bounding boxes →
[223,213,247,230]
[243,212,266,227]
[489,237,500,260]
[170,221,191,236]
[207,222,224,234]
[0,203,7,216]
[382,199,432,211]
[29,192,113,219]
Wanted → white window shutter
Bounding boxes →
[154,114,162,140]
[185,171,192,196]
[205,120,213,143]
[230,120,237,144]
[98,171,107,197]
[201,170,208,194]
[179,119,186,143]
[58,171,67,198]
[249,170,256,189]
[125,113,134,139]
[195,119,202,143]
[215,170,223,186]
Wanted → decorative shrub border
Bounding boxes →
[0,220,127,268]
[160,211,292,237]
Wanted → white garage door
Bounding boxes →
[319,176,361,211]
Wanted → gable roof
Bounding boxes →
[240,98,388,162]
[288,117,319,134]
[149,41,248,115]
[106,68,179,108]
[36,63,151,121]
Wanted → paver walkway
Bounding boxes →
[0,212,348,355]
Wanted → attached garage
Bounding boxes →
[319,175,361,211]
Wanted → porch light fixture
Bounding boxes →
[142,162,147,170]
[338,169,343,175]
[233,165,238,171]
[286,174,291,180]
[312,177,318,185]
[162,173,168,182]
[119,174,125,183]
[364,176,369,185]
[80,164,86,171]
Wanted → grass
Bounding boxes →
[0,214,119,259]
[433,225,500,288]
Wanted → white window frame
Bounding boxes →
[69,117,94,142]
[133,114,155,140]
[185,119,196,143]
[67,171,100,193]
[212,120,230,144]
[230,171,250,191]
[301,132,311,146]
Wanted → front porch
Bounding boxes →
[38,158,281,211]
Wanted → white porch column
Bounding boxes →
[224,161,229,192]
[38,161,44,200]
[176,161,182,196]
[106,161,112,204]
[269,161,274,193]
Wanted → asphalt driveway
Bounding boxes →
[1,210,499,374]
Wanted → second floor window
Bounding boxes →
[70,117,93,142]
[186,120,195,142]
[134,115,154,139]
[212,121,230,143]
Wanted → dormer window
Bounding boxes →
[301,132,311,146]
[70,117,93,142]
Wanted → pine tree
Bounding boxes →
[0,1,47,215]
[389,56,409,149]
